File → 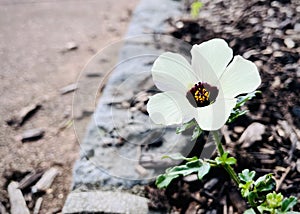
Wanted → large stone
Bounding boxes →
[62,191,148,214]
[72,0,195,190]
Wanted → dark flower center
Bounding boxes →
[186,82,219,107]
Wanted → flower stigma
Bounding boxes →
[186,82,219,108]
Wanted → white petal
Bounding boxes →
[191,39,233,83]
[152,52,198,93]
[220,56,261,98]
[194,98,236,131]
[147,91,195,125]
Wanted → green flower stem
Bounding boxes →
[212,130,240,186]
[212,130,225,155]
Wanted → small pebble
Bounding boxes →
[273,51,284,58]
[234,126,245,134]
[284,38,295,49]
[66,42,78,51]
[183,174,198,183]
[294,23,300,32]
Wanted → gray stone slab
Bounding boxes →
[72,0,194,189]
[62,191,149,214]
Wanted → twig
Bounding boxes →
[223,196,228,214]
[276,166,291,192]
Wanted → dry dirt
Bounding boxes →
[0,0,139,213]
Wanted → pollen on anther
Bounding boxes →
[186,82,217,108]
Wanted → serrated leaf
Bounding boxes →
[164,160,201,177]
[227,91,260,124]
[235,91,260,108]
[155,159,209,189]
[248,191,259,207]
[198,161,210,180]
[227,109,248,123]
[215,157,223,165]
[281,196,298,212]
[225,157,237,165]
[176,120,196,134]
[215,152,236,165]
[239,180,254,197]
[168,165,199,177]
[162,153,198,162]
[239,169,256,183]
[155,174,179,189]
[255,174,276,193]
[192,125,203,141]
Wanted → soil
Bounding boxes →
[0,0,139,213]
[145,0,300,213]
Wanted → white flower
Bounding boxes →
[147,38,261,131]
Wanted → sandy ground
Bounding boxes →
[0,0,139,212]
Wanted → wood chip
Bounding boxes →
[86,72,102,78]
[228,188,246,213]
[296,159,300,173]
[0,202,7,214]
[203,178,219,190]
[33,197,43,214]
[6,103,41,127]
[271,76,281,89]
[19,128,45,142]
[259,147,275,155]
[59,83,78,95]
[223,196,228,214]
[32,168,59,193]
[135,164,148,176]
[8,181,30,214]
[18,170,44,190]
[183,174,198,183]
[238,122,266,148]
[278,120,299,163]
[232,126,244,134]
[276,166,291,191]
[284,38,295,49]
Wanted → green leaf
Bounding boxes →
[227,109,248,123]
[155,174,179,189]
[215,152,236,165]
[257,205,272,213]
[168,164,199,177]
[235,91,260,108]
[225,157,237,165]
[155,159,210,189]
[248,191,259,207]
[162,153,198,162]
[243,208,256,214]
[215,157,223,165]
[190,1,203,18]
[197,161,210,180]
[227,91,260,124]
[265,192,283,209]
[281,196,298,212]
[176,120,196,134]
[239,180,254,197]
[192,125,203,141]
[239,169,256,183]
[254,174,276,193]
